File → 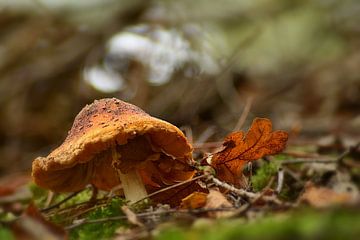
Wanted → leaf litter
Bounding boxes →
[1,118,359,240]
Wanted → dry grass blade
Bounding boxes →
[133,175,207,205]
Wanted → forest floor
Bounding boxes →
[1,118,359,240]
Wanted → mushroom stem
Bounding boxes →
[116,168,147,203]
[111,146,148,203]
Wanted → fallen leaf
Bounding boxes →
[0,173,31,196]
[211,118,288,186]
[11,203,67,240]
[204,189,233,218]
[300,182,356,208]
[0,173,32,204]
[149,179,207,207]
[180,192,208,209]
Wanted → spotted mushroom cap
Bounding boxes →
[32,98,194,192]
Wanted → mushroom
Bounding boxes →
[32,98,195,203]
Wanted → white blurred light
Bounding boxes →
[83,66,124,93]
[107,25,220,85]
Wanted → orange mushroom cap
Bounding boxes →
[32,98,195,193]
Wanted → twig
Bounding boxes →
[181,126,193,144]
[55,203,109,223]
[234,96,254,131]
[281,159,338,165]
[276,168,284,194]
[65,207,237,230]
[282,166,301,182]
[90,185,98,202]
[232,203,251,216]
[41,189,85,212]
[209,176,283,205]
[247,162,253,191]
[249,176,274,206]
[210,176,257,198]
[44,191,55,208]
[133,175,207,205]
[281,142,360,165]
[337,142,360,162]
[53,175,207,220]
[107,184,123,199]
[283,151,321,158]
[195,126,216,145]
[45,196,111,218]
[193,142,222,149]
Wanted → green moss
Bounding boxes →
[54,189,92,209]
[28,183,48,207]
[252,161,278,191]
[69,197,127,240]
[0,226,14,240]
[156,208,360,240]
[156,227,186,240]
[29,183,129,239]
[272,154,289,161]
[0,212,16,222]
[29,183,93,209]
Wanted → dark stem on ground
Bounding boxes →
[41,189,86,212]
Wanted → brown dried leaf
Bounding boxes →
[180,192,208,209]
[211,118,288,186]
[11,203,67,240]
[0,174,31,197]
[205,189,233,218]
[0,174,32,204]
[149,180,207,207]
[300,182,356,208]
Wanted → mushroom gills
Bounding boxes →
[111,145,148,203]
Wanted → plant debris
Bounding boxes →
[210,118,288,187]
[1,117,359,240]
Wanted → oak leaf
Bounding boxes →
[180,192,208,209]
[211,118,288,186]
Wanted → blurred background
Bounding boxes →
[0,0,359,176]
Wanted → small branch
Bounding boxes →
[234,96,254,131]
[275,168,284,194]
[282,166,301,182]
[56,175,207,222]
[337,142,360,162]
[133,175,207,205]
[90,185,98,202]
[44,191,55,208]
[41,189,85,212]
[195,126,216,146]
[180,126,193,144]
[44,196,113,218]
[107,184,123,198]
[56,203,108,223]
[209,176,283,205]
[281,142,360,165]
[210,176,257,198]
[193,142,222,149]
[65,207,237,230]
[281,159,338,165]
[282,151,321,158]
[247,162,253,190]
